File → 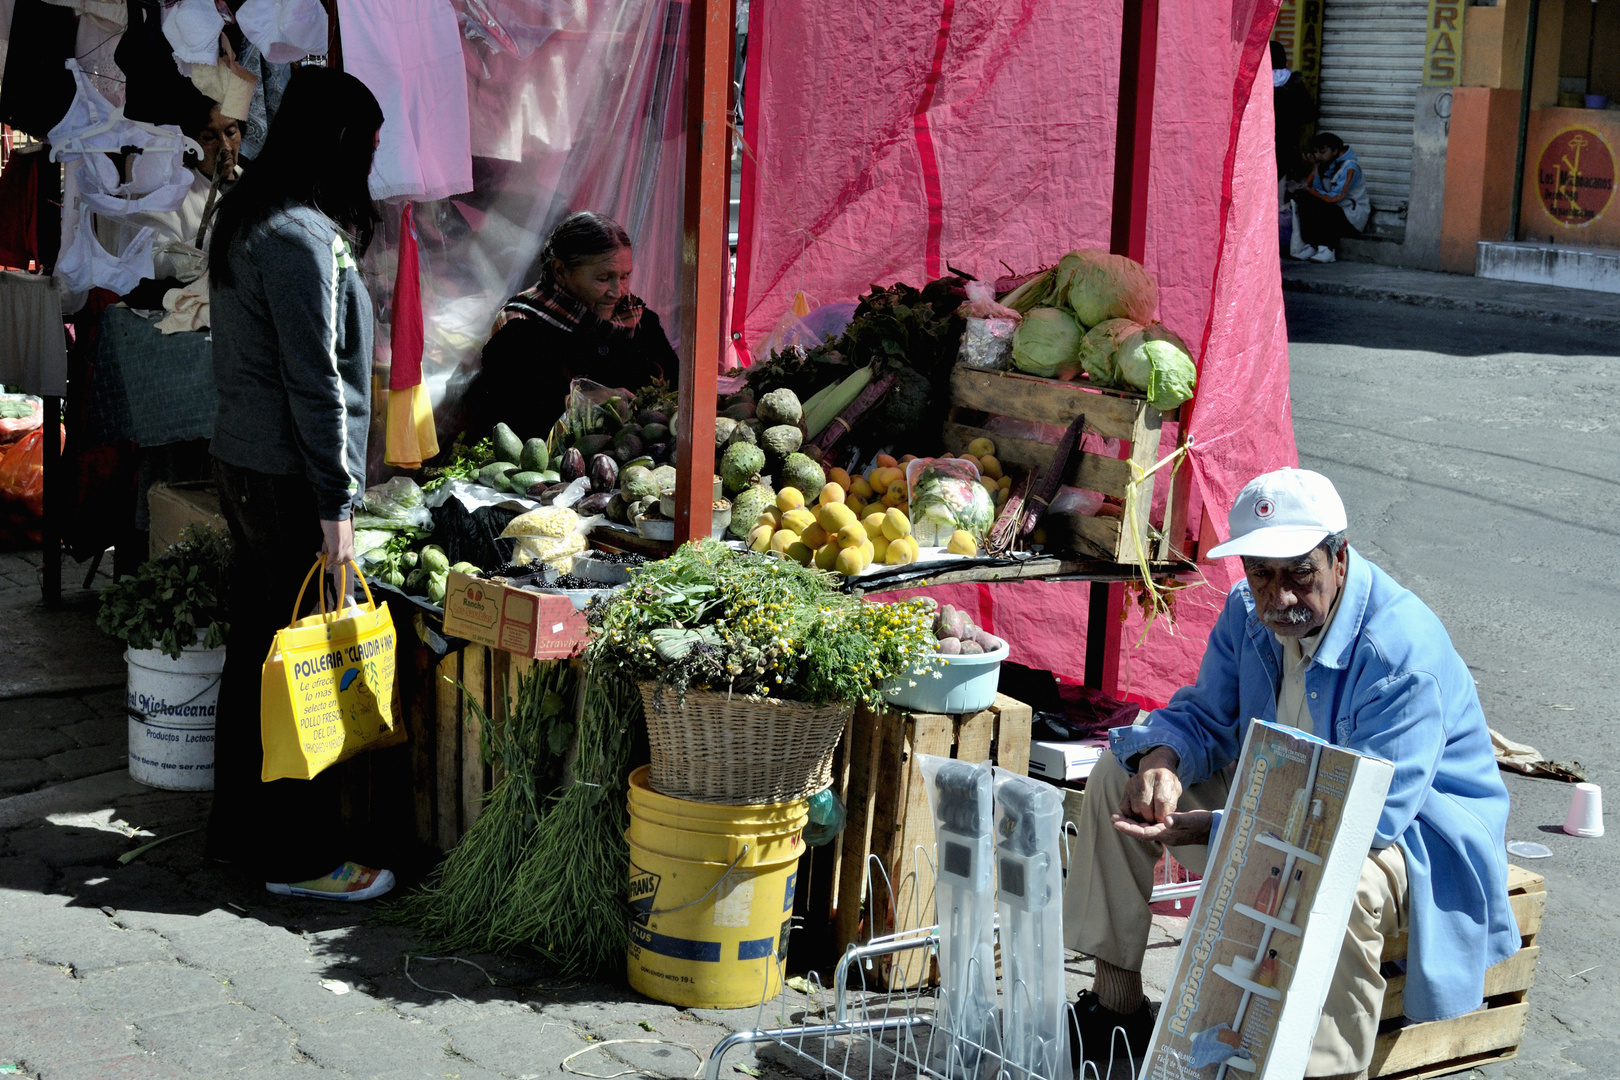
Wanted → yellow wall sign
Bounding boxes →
[1424,0,1465,85]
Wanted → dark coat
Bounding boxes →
[461,308,680,443]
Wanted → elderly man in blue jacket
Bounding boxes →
[1063,468,1517,1080]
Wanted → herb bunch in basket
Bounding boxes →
[587,538,936,709]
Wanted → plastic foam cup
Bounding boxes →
[1562,782,1604,838]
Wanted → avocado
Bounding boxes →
[577,433,613,458]
[520,438,550,473]
[510,471,546,491]
[478,462,514,491]
[491,422,524,464]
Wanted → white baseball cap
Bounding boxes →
[1207,468,1347,560]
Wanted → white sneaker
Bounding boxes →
[1294,244,1317,261]
[1309,247,1336,263]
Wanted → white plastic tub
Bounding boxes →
[881,639,1009,714]
[126,641,225,791]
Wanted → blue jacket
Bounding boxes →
[1112,549,1518,1022]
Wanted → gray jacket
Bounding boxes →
[210,205,373,520]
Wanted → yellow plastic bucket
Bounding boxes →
[627,765,810,867]
[626,768,807,1008]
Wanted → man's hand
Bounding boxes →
[1112,809,1214,847]
[1120,745,1182,825]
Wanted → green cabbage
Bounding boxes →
[1077,318,1143,387]
[1064,250,1158,328]
[1117,323,1197,410]
[1010,306,1084,379]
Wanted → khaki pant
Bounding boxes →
[1063,751,1408,1077]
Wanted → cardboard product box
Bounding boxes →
[147,481,227,559]
[1027,739,1105,782]
[1140,720,1394,1079]
[440,570,590,660]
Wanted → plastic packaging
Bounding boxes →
[352,476,434,534]
[992,768,1069,1080]
[920,756,1000,1079]
[957,316,1018,371]
[906,457,996,547]
[803,787,847,847]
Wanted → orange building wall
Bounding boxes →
[1440,87,1526,272]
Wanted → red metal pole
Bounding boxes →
[1110,0,1159,263]
[1086,0,1159,691]
[672,0,735,544]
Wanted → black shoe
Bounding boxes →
[1071,989,1154,1072]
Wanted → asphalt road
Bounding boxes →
[1284,292,1620,1078]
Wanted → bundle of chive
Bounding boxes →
[384,660,643,975]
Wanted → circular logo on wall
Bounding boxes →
[1254,498,1275,520]
[1536,127,1617,227]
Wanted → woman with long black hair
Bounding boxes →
[205,67,394,901]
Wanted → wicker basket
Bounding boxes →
[639,682,853,805]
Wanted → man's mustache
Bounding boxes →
[1263,605,1314,626]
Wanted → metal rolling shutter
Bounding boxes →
[1316,0,1428,237]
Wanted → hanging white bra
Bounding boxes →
[57,209,156,296]
[48,60,199,217]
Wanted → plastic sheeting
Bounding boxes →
[735,0,1296,704]
[365,0,690,436]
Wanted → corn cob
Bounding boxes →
[804,365,874,438]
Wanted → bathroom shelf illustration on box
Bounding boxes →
[1137,720,1395,1080]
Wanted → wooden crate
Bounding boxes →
[810,693,1032,988]
[387,638,541,853]
[1369,864,1545,1079]
[944,366,1188,563]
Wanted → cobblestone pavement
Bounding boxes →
[0,546,1186,1080]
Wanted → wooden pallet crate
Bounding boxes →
[1369,864,1545,1079]
[944,366,1189,563]
[796,694,1032,988]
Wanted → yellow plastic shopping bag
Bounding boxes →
[260,560,404,781]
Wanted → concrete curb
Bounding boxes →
[1281,273,1620,333]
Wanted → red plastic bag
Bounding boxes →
[0,425,61,516]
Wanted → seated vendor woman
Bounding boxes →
[462,211,680,441]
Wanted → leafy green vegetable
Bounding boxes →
[422,435,494,492]
[1117,324,1197,410]
[1010,307,1084,379]
[97,525,232,659]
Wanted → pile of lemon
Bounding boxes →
[747,483,929,577]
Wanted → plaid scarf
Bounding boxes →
[491,273,646,337]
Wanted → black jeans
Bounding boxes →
[207,458,348,882]
[1294,195,1359,251]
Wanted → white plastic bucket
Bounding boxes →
[126,642,226,791]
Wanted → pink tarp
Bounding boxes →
[732,0,1297,705]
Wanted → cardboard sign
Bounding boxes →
[1141,720,1394,1079]
[440,571,590,659]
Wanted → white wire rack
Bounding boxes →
[702,828,1196,1080]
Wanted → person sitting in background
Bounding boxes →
[106,90,244,307]
[1271,41,1316,181]
[1287,132,1369,263]
[460,211,680,442]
